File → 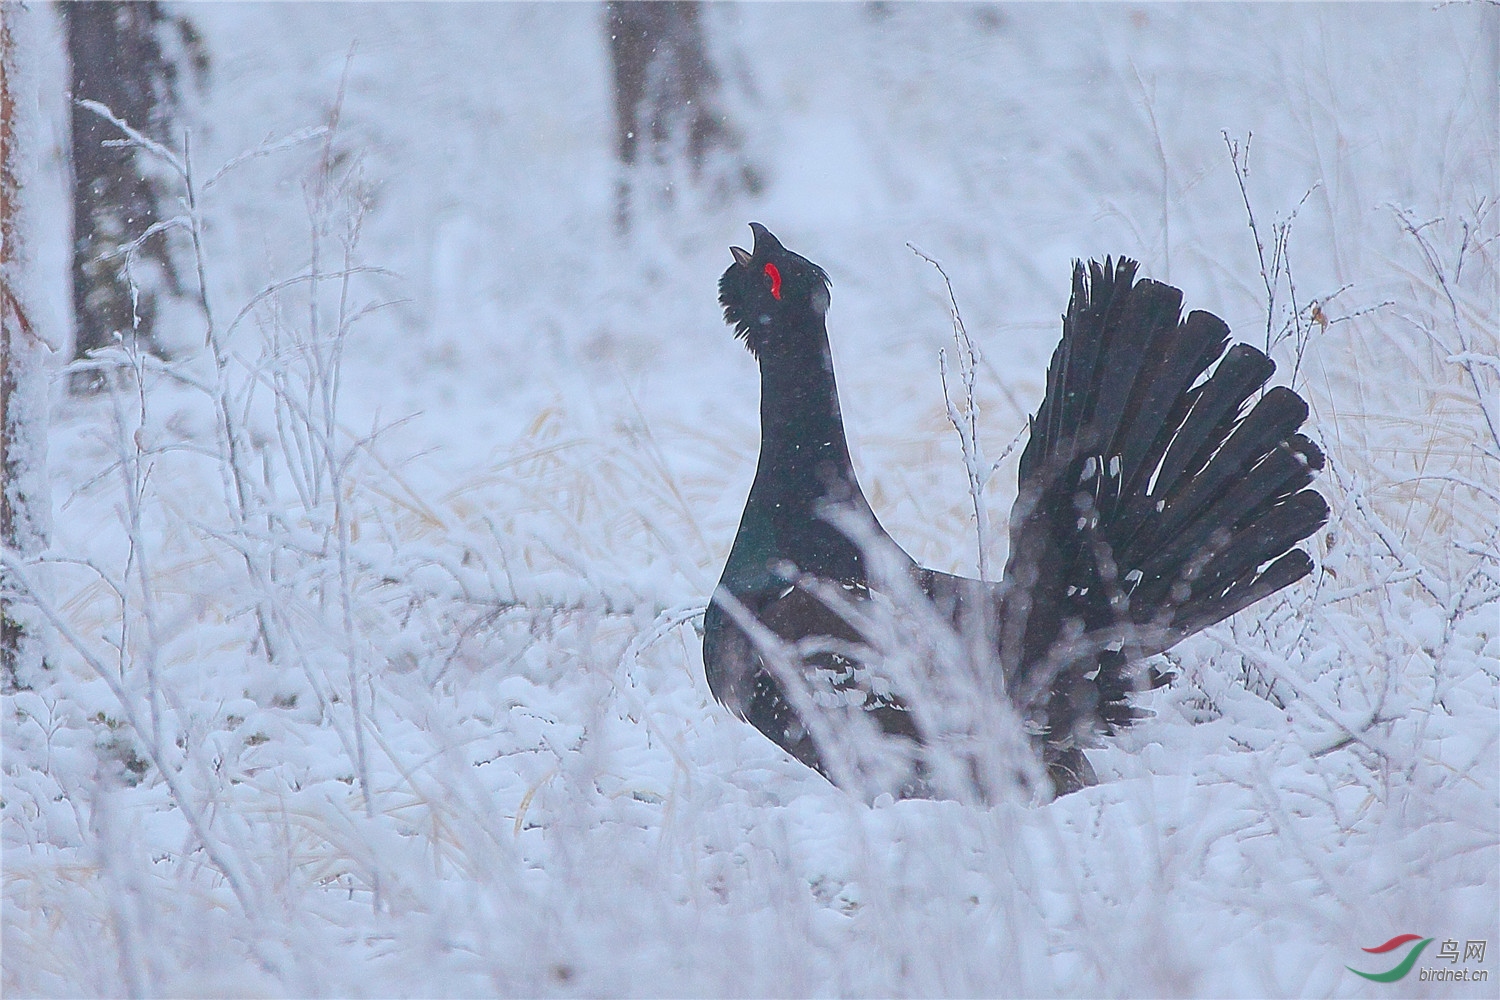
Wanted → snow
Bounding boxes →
[4,3,1497,997]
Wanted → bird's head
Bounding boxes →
[719,223,832,358]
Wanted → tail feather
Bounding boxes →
[1090,278,1183,466]
[1130,488,1328,648]
[1110,306,1231,512]
[1003,258,1328,746]
[1025,257,1138,483]
[1127,386,1315,572]
[1150,344,1276,504]
[1131,429,1321,591]
[1171,546,1317,640]
[1191,490,1329,604]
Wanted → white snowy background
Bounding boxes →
[4,3,1497,996]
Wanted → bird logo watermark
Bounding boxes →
[1348,934,1489,984]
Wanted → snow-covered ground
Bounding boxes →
[4,3,1497,996]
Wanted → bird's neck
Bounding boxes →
[752,322,859,510]
[720,317,900,594]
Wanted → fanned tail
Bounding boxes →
[1003,258,1328,751]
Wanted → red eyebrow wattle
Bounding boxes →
[763,262,782,300]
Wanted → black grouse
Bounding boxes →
[703,223,1328,800]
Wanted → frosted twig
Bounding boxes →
[76,98,185,177]
[909,242,995,580]
[95,215,191,263]
[204,125,330,190]
[224,266,396,345]
[1347,487,1447,605]
[1223,130,1323,380]
[1390,203,1500,456]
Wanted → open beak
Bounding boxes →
[730,245,752,267]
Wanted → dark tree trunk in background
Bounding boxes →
[2,2,50,691]
[63,1,204,392]
[606,1,759,230]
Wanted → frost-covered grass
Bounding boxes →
[4,4,1497,997]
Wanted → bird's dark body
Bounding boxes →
[703,224,1328,800]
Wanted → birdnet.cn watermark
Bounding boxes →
[1347,935,1489,984]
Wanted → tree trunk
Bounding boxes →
[606,1,758,230]
[63,1,202,392]
[1,1,51,691]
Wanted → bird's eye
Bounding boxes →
[763,262,782,301]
